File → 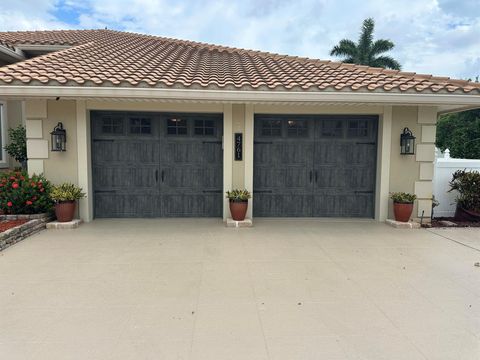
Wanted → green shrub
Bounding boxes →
[390,192,417,204]
[4,125,27,165]
[50,183,85,202]
[0,171,53,214]
[226,189,251,201]
[449,170,480,212]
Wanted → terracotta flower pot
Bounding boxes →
[393,202,413,222]
[229,200,248,221]
[55,201,76,222]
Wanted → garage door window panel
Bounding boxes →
[130,117,152,135]
[194,119,215,136]
[347,119,369,137]
[320,120,343,138]
[101,116,124,135]
[287,120,308,137]
[167,118,188,135]
[261,120,282,136]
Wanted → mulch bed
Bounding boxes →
[0,219,28,233]
[429,217,480,228]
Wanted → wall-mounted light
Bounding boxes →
[400,127,415,155]
[50,122,66,152]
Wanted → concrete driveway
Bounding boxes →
[0,219,479,360]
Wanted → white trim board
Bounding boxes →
[0,86,479,107]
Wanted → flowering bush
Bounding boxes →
[0,171,53,214]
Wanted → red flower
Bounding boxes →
[32,196,37,201]
[0,184,3,188]
[26,200,32,205]
[7,201,12,207]
[40,188,44,192]
[9,176,16,181]
[31,182,36,187]
[12,183,19,189]
[20,176,25,181]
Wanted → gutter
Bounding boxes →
[0,85,479,107]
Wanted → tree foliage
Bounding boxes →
[436,109,480,159]
[330,18,401,70]
[4,125,27,164]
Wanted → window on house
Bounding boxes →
[261,120,282,136]
[167,118,188,135]
[101,116,124,134]
[130,117,152,134]
[194,119,215,136]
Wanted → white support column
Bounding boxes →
[76,100,93,222]
[244,104,254,219]
[223,104,233,220]
[375,105,392,221]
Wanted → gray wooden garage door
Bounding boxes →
[254,115,378,217]
[91,111,223,218]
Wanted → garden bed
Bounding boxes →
[0,219,28,232]
[0,213,52,251]
[427,217,480,228]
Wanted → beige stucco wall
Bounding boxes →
[232,104,245,188]
[23,99,438,222]
[43,100,79,184]
[388,106,437,219]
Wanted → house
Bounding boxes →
[0,29,479,222]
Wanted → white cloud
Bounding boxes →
[0,0,479,79]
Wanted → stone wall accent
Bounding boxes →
[0,213,52,251]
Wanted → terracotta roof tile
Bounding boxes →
[0,29,478,94]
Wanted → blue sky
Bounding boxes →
[1,0,479,79]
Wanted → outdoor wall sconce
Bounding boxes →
[50,122,66,152]
[400,127,415,155]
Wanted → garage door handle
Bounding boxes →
[315,170,318,183]
[155,170,158,183]
[309,171,313,183]
[161,170,165,183]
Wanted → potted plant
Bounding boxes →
[226,189,251,221]
[449,170,480,221]
[50,183,85,222]
[390,192,417,222]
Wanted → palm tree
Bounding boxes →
[330,18,401,70]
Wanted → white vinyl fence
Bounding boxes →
[433,148,480,217]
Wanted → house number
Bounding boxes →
[234,133,242,161]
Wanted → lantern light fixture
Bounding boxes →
[400,127,415,155]
[50,122,66,152]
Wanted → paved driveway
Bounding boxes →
[1,219,479,360]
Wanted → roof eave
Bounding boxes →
[0,85,479,108]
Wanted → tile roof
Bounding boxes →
[0,29,479,94]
